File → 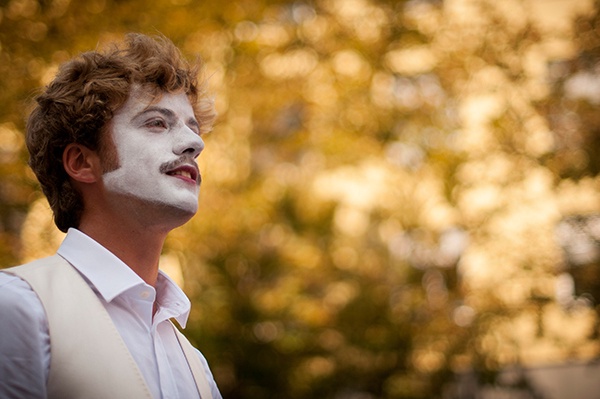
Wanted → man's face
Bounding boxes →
[102,89,204,216]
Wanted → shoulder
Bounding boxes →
[192,347,223,399]
[4,255,69,276]
[0,271,50,397]
[0,256,69,330]
[0,271,47,327]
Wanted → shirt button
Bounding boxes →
[140,291,151,299]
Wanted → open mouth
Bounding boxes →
[165,164,199,184]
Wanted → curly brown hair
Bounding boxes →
[26,33,216,232]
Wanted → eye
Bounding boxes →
[145,118,168,130]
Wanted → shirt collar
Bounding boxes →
[56,228,191,327]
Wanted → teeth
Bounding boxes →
[172,170,192,179]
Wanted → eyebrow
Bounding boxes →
[134,106,201,133]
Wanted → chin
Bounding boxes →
[157,209,197,232]
[168,202,198,220]
[177,200,199,216]
[143,199,198,230]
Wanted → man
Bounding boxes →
[0,33,222,399]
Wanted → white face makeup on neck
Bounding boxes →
[102,89,204,216]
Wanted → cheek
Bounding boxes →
[112,135,138,162]
[113,135,167,167]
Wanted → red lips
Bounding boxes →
[165,164,200,184]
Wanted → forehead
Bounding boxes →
[115,87,195,120]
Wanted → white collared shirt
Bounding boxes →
[0,228,222,399]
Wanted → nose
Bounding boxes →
[174,125,204,158]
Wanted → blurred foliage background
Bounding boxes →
[2,0,600,397]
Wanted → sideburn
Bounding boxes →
[98,130,120,173]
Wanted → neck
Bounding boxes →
[75,183,195,286]
[77,218,168,287]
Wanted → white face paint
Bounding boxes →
[102,89,204,215]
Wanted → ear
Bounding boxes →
[63,143,101,184]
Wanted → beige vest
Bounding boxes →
[6,255,214,399]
